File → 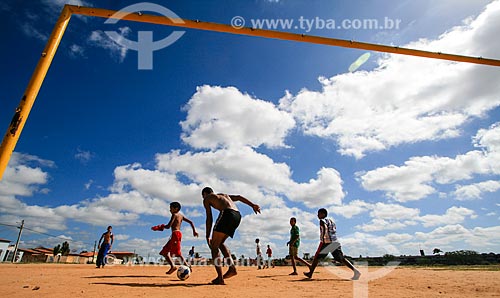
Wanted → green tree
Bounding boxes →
[61,241,70,256]
[444,250,481,265]
[433,248,442,255]
[53,244,61,256]
[383,254,396,262]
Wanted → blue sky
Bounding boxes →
[1,0,499,260]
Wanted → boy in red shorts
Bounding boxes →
[152,202,198,275]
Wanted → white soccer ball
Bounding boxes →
[177,265,191,280]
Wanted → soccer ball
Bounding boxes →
[177,265,191,280]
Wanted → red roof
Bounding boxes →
[18,248,41,254]
[79,252,96,257]
[32,247,53,254]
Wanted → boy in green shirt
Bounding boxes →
[287,217,310,275]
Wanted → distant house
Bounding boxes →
[3,244,24,262]
[16,246,87,263]
[17,248,46,262]
[18,246,53,263]
[0,238,10,262]
[2,244,135,264]
[79,251,97,264]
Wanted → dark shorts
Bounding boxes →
[315,242,344,262]
[214,209,241,238]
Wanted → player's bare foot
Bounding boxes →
[303,271,313,279]
[352,270,361,280]
[223,267,237,279]
[210,277,225,285]
[166,266,177,275]
[289,272,298,275]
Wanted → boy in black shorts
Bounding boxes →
[202,187,261,285]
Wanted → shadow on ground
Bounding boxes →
[91,282,208,288]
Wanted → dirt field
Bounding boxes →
[1,263,499,298]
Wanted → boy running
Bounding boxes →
[152,202,198,275]
[303,208,360,280]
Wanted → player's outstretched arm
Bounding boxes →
[230,195,261,214]
[183,216,199,237]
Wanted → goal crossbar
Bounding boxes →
[1,4,499,179]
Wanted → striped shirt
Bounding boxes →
[320,218,339,244]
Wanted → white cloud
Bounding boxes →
[0,152,53,197]
[74,148,94,164]
[350,202,474,232]
[69,44,85,59]
[419,206,476,227]
[287,168,344,207]
[88,28,130,63]
[0,196,67,232]
[20,0,93,41]
[0,152,142,231]
[474,122,500,152]
[180,85,295,150]
[384,232,413,244]
[342,232,402,256]
[454,180,500,200]
[279,1,500,158]
[21,22,48,41]
[357,122,500,202]
[84,179,93,190]
[114,234,130,241]
[355,203,420,232]
[41,0,92,13]
[359,219,413,232]
[329,199,372,218]
[112,163,202,207]
[415,224,500,252]
[84,190,169,217]
[155,147,345,208]
[370,203,420,221]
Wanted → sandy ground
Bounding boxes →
[1,263,499,298]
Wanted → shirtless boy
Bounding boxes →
[152,201,198,275]
[202,187,261,285]
[96,226,114,268]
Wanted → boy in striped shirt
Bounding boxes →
[304,208,360,280]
